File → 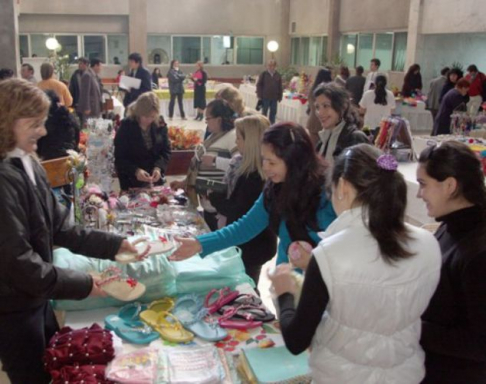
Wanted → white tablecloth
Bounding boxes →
[398,104,434,133]
[239,84,309,126]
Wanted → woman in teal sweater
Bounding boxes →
[171,122,336,265]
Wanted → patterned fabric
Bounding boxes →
[224,155,243,198]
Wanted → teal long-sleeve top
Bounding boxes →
[197,192,336,265]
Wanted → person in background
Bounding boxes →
[69,57,89,112]
[360,74,396,130]
[20,63,37,84]
[78,58,103,122]
[256,59,283,124]
[334,66,350,88]
[123,52,152,108]
[151,67,162,89]
[427,67,450,120]
[208,115,277,285]
[439,68,464,104]
[37,90,78,160]
[37,62,73,107]
[116,69,125,85]
[114,92,171,191]
[401,64,423,97]
[113,56,121,65]
[167,60,186,120]
[464,64,486,115]
[363,58,381,92]
[432,78,470,136]
[314,83,369,166]
[307,67,333,146]
[269,144,441,384]
[417,141,486,384]
[170,123,336,267]
[0,78,138,384]
[216,85,250,117]
[0,68,14,81]
[345,65,366,107]
[192,61,208,121]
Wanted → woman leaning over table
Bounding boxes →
[417,141,486,383]
[269,144,441,384]
[170,122,336,267]
[0,78,139,384]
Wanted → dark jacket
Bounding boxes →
[68,69,84,108]
[0,159,124,314]
[114,117,171,191]
[37,104,78,160]
[78,68,102,118]
[209,171,277,266]
[345,75,366,106]
[421,207,486,384]
[433,89,467,136]
[167,68,186,95]
[123,66,152,107]
[316,123,370,158]
[256,71,283,101]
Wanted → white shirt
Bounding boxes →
[360,89,396,129]
[6,148,37,185]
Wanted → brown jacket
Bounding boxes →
[78,68,102,118]
[256,70,283,101]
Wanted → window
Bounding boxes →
[291,36,327,67]
[147,35,171,64]
[340,34,357,68]
[84,35,106,61]
[202,37,211,64]
[30,34,51,57]
[357,33,374,68]
[211,36,234,65]
[19,35,29,58]
[321,36,328,65]
[108,35,128,65]
[375,33,393,71]
[291,37,300,66]
[236,37,264,65]
[301,37,310,66]
[173,36,201,64]
[393,32,407,71]
[56,35,78,63]
[309,36,321,66]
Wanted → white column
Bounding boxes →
[0,0,20,75]
[327,0,341,61]
[406,0,422,68]
[128,0,148,62]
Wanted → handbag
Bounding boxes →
[103,96,114,111]
[195,177,227,195]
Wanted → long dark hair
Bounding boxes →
[206,99,235,132]
[374,75,388,106]
[446,68,464,85]
[331,144,413,262]
[169,60,178,69]
[263,122,326,235]
[313,82,360,126]
[311,67,333,93]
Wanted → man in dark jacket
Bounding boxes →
[78,58,103,121]
[256,60,283,124]
[345,66,366,106]
[69,57,89,111]
[123,52,152,107]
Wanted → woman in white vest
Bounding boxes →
[270,144,441,384]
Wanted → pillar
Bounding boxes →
[406,0,422,68]
[278,0,291,67]
[128,0,148,63]
[327,0,341,62]
[0,0,20,75]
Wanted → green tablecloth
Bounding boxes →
[154,89,217,100]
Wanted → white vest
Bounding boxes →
[311,208,441,384]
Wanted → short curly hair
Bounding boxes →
[0,79,50,159]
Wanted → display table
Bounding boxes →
[396,102,434,133]
[239,84,309,126]
[154,89,217,118]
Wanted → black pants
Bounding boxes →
[203,210,219,232]
[0,302,59,384]
[244,263,263,287]
[262,99,278,124]
[169,93,185,118]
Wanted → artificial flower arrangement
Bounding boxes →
[80,183,120,229]
[168,126,202,150]
[285,71,310,105]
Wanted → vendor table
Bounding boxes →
[239,84,309,127]
[395,102,434,134]
[154,89,217,118]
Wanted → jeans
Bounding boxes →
[169,93,185,118]
[262,99,278,124]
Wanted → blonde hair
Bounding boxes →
[216,86,245,116]
[126,92,160,121]
[235,114,269,179]
[40,62,54,80]
[0,79,50,159]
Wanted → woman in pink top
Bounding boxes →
[192,61,208,121]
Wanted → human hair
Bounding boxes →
[447,68,463,83]
[127,92,160,121]
[235,115,268,179]
[117,69,124,76]
[313,82,360,126]
[311,67,332,93]
[267,59,277,66]
[440,66,450,76]
[331,144,413,262]
[78,57,89,65]
[196,60,204,68]
[153,68,160,75]
[90,58,102,67]
[263,122,326,233]
[0,68,14,80]
[456,78,470,89]
[128,52,143,64]
[374,75,388,106]
[206,99,235,132]
[40,62,54,80]
[22,63,34,74]
[215,86,245,116]
[356,66,364,76]
[371,58,381,68]
[0,79,50,159]
[405,64,420,79]
[467,64,478,73]
[339,66,350,79]
[170,59,178,69]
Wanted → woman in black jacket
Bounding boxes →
[37,89,78,160]
[114,92,171,191]
[208,115,277,284]
[0,79,138,384]
[417,141,486,383]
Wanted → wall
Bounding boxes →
[289,0,329,35]
[19,0,128,15]
[19,15,128,34]
[339,0,410,33]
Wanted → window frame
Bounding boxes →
[289,34,328,67]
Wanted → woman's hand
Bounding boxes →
[89,274,108,298]
[201,154,216,168]
[136,169,153,183]
[288,241,313,271]
[268,263,296,296]
[168,237,202,261]
[152,168,162,183]
[170,179,186,191]
[117,239,139,254]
